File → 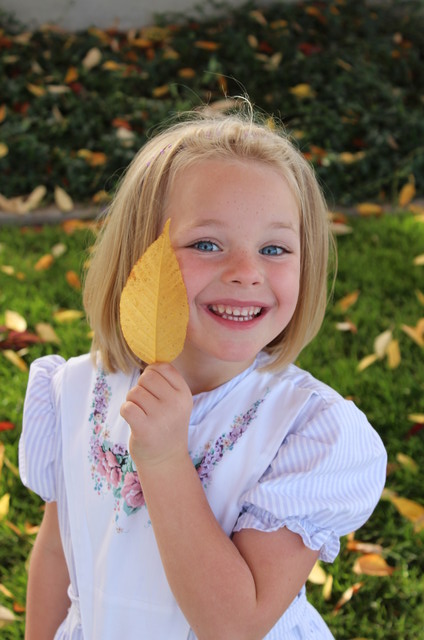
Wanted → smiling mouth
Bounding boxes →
[208,304,263,322]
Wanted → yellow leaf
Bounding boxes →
[0,604,16,629]
[373,329,392,359]
[65,65,78,83]
[35,322,61,344]
[322,574,333,601]
[249,9,267,25]
[353,553,394,577]
[356,202,384,217]
[3,350,28,372]
[194,40,220,51]
[0,142,8,159]
[178,67,196,78]
[4,310,27,332]
[416,290,424,305]
[413,254,424,266]
[152,85,170,98]
[0,583,13,599]
[389,495,424,531]
[357,353,379,372]
[307,561,327,585]
[27,82,45,97]
[407,413,424,423]
[120,219,189,364]
[54,186,74,213]
[336,290,360,312]
[401,323,424,347]
[386,339,401,369]
[398,181,416,207]
[290,83,316,99]
[396,452,418,473]
[102,60,125,71]
[53,309,84,323]
[0,494,10,520]
[34,254,54,271]
[82,47,102,69]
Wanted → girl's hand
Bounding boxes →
[120,363,193,469]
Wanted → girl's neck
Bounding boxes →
[172,352,258,395]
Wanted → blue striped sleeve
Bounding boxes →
[19,355,66,502]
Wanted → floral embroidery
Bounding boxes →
[191,396,266,487]
[88,367,267,527]
[88,369,145,526]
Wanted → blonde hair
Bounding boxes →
[83,104,333,374]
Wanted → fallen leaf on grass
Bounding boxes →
[357,203,383,216]
[0,143,8,159]
[54,186,74,213]
[66,270,81,290]
[2,350,28,371]
[335,321,357,333]
[396,452,418,473]
[401,321,424,347]
[346,540,383,554]
[0,422,15,432]
[12,602,25,614]
[0,604,16,628]
[51,242,67,258]
[413,254,424,266]
[53,309,84,323]
[383,490,424,532]
[0,493,10,520]
[35,322,61,344]
[82,47,102,69]
[386,339,401,368]
[407,413,424,423]
[308,561,327,585]
[322,574,333,601]
[0,584,13,599]
[374,329,393,359]
[416,290,424,305]
[332,582,363,615]
[34,254,54,271]
[336,290,360,312]
[357,353,379,372]
[24,522,40,535]
[353,553,394,576]
[4,310,27,332]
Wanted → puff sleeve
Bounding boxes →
[233,395,387,563]
[19,355,66,502]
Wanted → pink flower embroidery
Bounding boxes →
[122,472,145,508]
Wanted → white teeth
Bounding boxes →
[210,305,262,321]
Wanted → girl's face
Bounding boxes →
[165,158,301,392]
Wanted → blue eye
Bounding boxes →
[260,245,285,256]
[192,240,220,252]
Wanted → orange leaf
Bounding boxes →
[357,202,383,217]
[65,66,79,84]
[34,254,54,271]
[65,270,81,290]
[12,602,25,613]
[336,290,360,312]
[152,85,170,98]
[0,104,6,123]
[194,40,220,50]
[332,582,363,615]
[398,181,416,207]
[178,67,196,78]
[346,540,383,554]
[389,495,424,531]
[353,554,394,576]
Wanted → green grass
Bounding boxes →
[1,212,424,638]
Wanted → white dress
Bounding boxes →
[19,351,387,639]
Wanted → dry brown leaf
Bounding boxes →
[66,270,81,290]
[120,219,189,364]
[346,540,383,554]
[373,329,393,359]
[337,290,360,312]
[332,582,363,615]
[357,203,383,216]
[387,339,401,369]
[353,553,394,577]
[21,185,47,212]
[398,181,416,207]
[54,186,74,213]
[82,47,102,69]
[34,254,54,271]
[53,309,84,323]
[35,322,61,344]
[357,353,379,372]
[2,350,28,372]
[4,310,27,332]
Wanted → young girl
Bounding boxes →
[19,105,387,639]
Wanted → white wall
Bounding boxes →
[1,0,256,30]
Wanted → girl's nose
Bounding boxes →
[221,251,264,286]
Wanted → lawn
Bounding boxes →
[1,0,424,637]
